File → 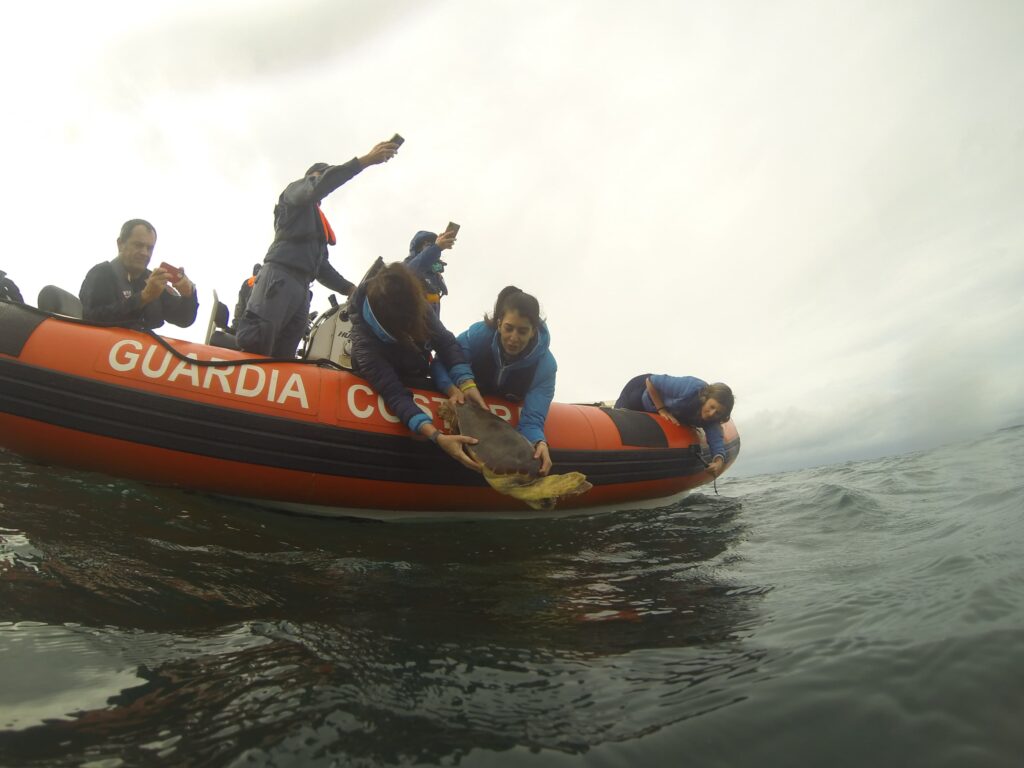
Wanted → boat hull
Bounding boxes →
[0,303,740,518]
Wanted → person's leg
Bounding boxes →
[271,283,313,359]
[236,264,304,356]
[614,374,651,410]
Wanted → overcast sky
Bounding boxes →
[2,0,1021,476]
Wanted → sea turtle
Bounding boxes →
[439,401,593,510]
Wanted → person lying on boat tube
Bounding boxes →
[236,138,400,359]
[349,262,486,470]
[432,286,557,476]
[615,375,735,478]
[79,219,198,330]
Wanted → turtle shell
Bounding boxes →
[450,402,540,477]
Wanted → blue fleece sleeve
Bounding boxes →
[649,375,705,408]
[430,316,478,388]
[431,327,473,393]
[431,358,454,393]
[405,243,442,279]
[516,352,557,445]
[407,412,432,433]
[350,322,430,435]
[705,422,726,461]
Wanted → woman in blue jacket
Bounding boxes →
[434,286,557,475]
[615,375,735,477]
[349,262,485,470]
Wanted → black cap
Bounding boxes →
[305,162,329,177]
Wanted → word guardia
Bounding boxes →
[107,339,311,409]
[105,339,517,423]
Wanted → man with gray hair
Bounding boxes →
[236,138,400,358]
[79,219,198,330]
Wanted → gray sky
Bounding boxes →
[2,0,1022,476]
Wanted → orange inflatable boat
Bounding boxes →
[0,301,739,519]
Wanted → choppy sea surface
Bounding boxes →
[1,426,1022,767]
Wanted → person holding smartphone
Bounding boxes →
[236,137,401,359]
[403,222,459,317]
[79,218,198,330]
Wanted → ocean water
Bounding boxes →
[1,426,1022,767]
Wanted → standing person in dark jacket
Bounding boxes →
[0,270,24,303]
[79,219,198,330]
[433,286,557,475]
[350,262,485,470]
[236,139,399,358]
[615,375,735,477]
[404,228,457,316]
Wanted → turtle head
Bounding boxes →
[438,400,459,433]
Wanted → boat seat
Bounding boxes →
[212,300,230,330]
[37,286,83,318]
[203,291,238,348]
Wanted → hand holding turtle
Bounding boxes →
[437,433,482,472]
[464,386,487,410]
[533,441,552,476]
[446,384,465,405]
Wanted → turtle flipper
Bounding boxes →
[482,468,593,510]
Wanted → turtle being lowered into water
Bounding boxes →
[439,401,593,510]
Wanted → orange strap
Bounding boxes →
[317,206,337,246]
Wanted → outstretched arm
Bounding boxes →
[645,376,679,425]
[315,257,355,296]
[357,140,400,168]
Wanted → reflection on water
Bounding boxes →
[0,448,764,765]
[4,430,1024,766]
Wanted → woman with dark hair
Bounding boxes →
[433,286,557,475]
[349,262,485,470]
[615,375,735,477]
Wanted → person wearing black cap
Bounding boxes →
[236,139,399,358]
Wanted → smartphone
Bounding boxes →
[444,222,460,237]
[390,133,405,147]
[159,262,183,281]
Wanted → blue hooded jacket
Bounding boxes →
[403,231,448,299]
[644,375,727,460]
[433,320,556,445]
